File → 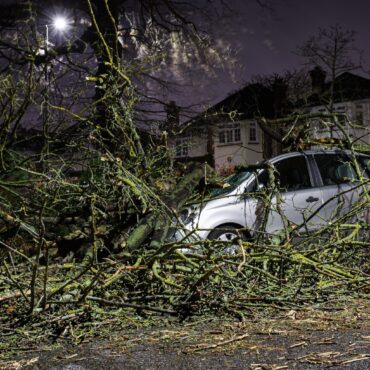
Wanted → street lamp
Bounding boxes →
[45,16,69,53]
[42,15,69,155]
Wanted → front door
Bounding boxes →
[264,154,324,234]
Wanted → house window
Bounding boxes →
[355,104,364,125]
[249,122,258,143]
[226,129,233,142]
[218,123,241,144]
[356,111,364,125]
[335,107,346,125]
[234,127,241,142]
[175,138,188,158]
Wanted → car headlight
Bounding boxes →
[178,205,200,227]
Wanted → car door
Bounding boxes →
[264,154,324,234]
[313,153,363,223]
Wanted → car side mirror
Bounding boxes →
[243,182,265,198]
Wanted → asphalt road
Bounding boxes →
[42,329,370,370]
[3,304,370,370]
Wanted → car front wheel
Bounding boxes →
[208,226,247,255]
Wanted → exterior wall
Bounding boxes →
[309,99,370,145]
[169,119,265,173]
[186,134,208,158]
[170,96,370,173]
[213,119,263,173]
[170,128,208,160]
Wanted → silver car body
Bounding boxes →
[176,149,370,241]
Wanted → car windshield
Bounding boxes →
[210,171,252,196]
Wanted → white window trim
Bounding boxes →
[175,137,189,158]
[217,122,242,145]
[248,122,259,144]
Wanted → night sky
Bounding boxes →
[1,0,369,114]
[190,0,370,109]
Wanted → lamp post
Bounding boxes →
[37,16,70,309]
[42,15,68,164]
[44,15,69,84]
[44,15,68,91]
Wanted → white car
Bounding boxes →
[174,149,370,243]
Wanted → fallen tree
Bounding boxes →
[0,1,369,345]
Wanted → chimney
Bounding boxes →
[272,77,288,117]
[165,101,180,129]
[309,66,326,95]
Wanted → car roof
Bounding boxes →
[268,148,370,163]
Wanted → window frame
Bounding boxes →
[217,122,242,145]
[249,154,314,194]
[248,122,258,144]
[272,155,313,193]
[175,137,189,158]
[355,104,364,126]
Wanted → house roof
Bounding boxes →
[208,82,275,120]
[183,83,276,131]
[209,71,370,119]
[182,70,370,135]
[308,71,370,106]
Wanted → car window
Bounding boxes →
[315,154,358,185]
[247,156,311,193]
[356,155,370,177]
[274,155,311,192]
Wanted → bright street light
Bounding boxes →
[44,15,69,53]
[52,16,69,32]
